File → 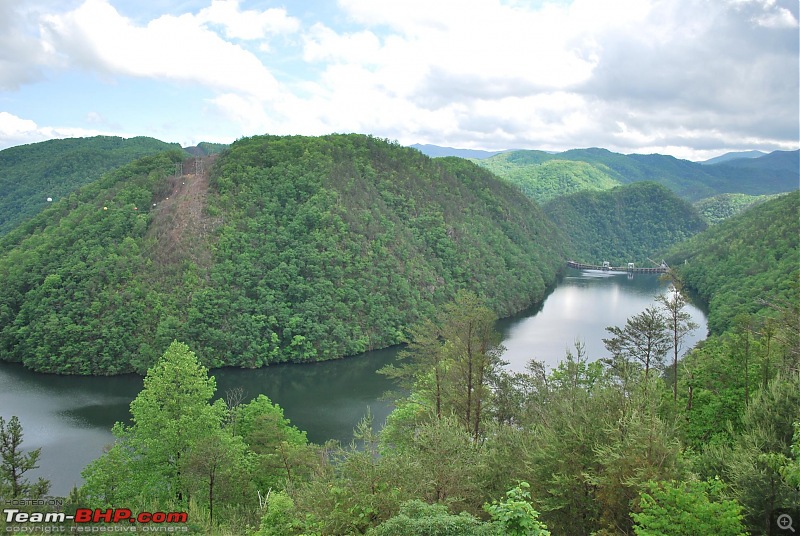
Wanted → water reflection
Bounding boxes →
[497,270,707,371]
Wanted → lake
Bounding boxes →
[0,269,707,495]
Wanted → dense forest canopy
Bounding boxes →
[0,136,182,236]
[667,191,799,335]
[477,157,622,204]
[0,134,566,374]
[693,192,780,225]
[543,182,707,266]
[475,148,799,202]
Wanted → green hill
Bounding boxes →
[709,149,799,174]
[0,136,183,236]
[0,134,566,375]
[476,148,799,202]
[666,191,799,334]
[472,151,621,203]
[693,192,779,225]
[183,141,229,157]
[543,182,707,266]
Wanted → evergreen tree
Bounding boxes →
[632,479,746,536]
[656,283,698,402]
[0,416,50,498]
[604,307,671,382]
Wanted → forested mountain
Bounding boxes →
[0,134,566,375]
[474,150,622,203]
[693,192,779,225]
[709,149,799,174]
[666,191,799,334]
[183,141,229,157]
[0,136,182,236]
[700,150,765,165]
[475,147,799,202]
[409,143,505,159]
[543,182,707,266]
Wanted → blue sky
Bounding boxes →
[1,0,798,160]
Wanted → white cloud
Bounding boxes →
[0,111,111,149]
[0,0,796,158]
[303,24,382,64]
[195,0,300,40]
[754,7,798,28]
[0,0,52,90]
[39,0,282,97]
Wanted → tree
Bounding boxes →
[367,500,493,536]
[184,432,253,525]
[255,491,304,536]
[379,318,447,419]
[632,479,746,536]
[236,394,315,491]
[0,416,50,498]
[484,481,551,536]
[603,306,671,383]
[440,290,507,441]
[656,284,698,402]
[722,371,800,533]
[82,341,226,506]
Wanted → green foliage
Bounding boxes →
[631,479,746,536]
[544,182,707,265]
[0,150,187,373]
[477,147,799,202]
[484,482,550,536]
[255,491,305,536]
[0,133,566,374]
[367,500,494,536]
[694,192,778,225]
[666,191,799,334]
[0,415,50,498]
[81,341,227,507]
[603,306,671,380]
[186,135,564,368]
[474,154,622,203]
[718,371,800,534]
[235,394,316,491]
[382,291,507,440]
[0,136,181,236]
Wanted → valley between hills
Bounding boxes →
[0,133,797,535]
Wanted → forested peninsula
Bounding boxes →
[544,181,707,266]
[0,134,566,374]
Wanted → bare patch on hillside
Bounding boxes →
[145,155,222,268]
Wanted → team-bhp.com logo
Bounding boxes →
[4,508,188,532]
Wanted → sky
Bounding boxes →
[0,0,798,160]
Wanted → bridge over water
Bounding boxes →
[566,260,668,274]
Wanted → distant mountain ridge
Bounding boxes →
[700,150,766,165]
[475,148,799,202]
[183,141,228,157]
[410,144,507,159]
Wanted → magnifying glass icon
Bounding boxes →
[778,513,796,533]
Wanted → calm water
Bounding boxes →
[498,270,707,371]
[0,269,707,495]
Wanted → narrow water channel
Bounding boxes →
[0,269,707,495]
